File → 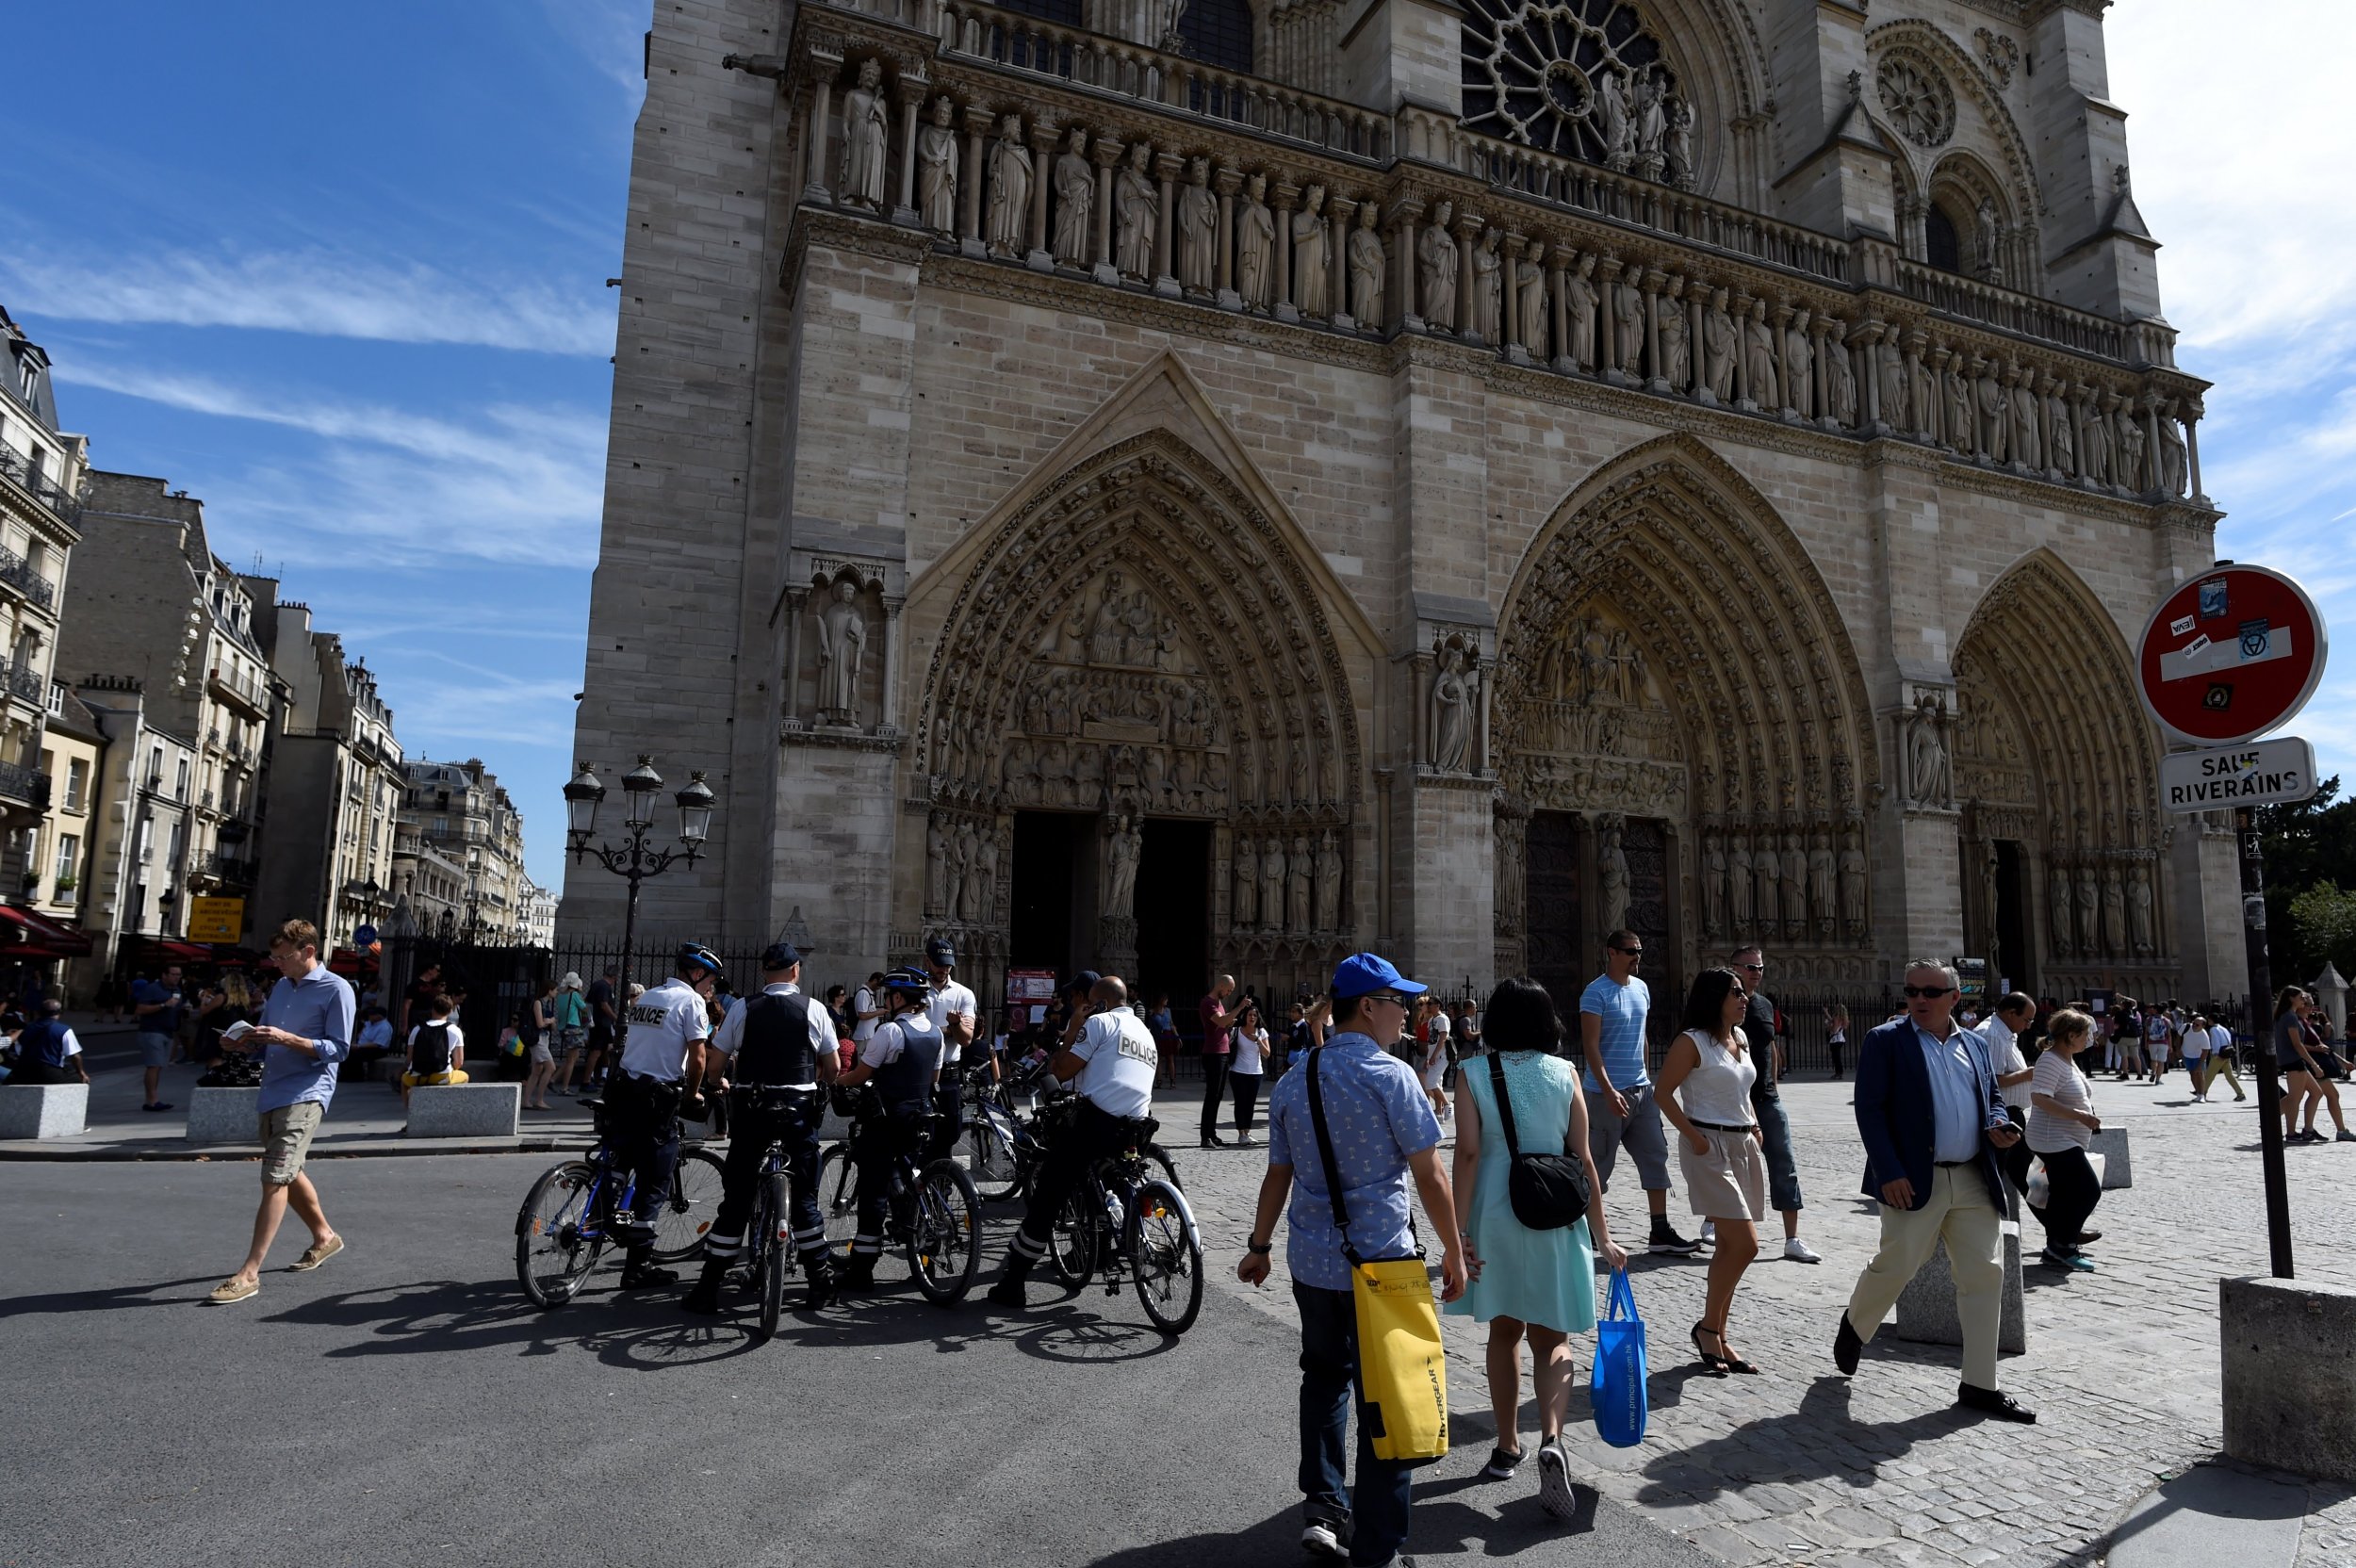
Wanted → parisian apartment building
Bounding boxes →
[395,757,532,942]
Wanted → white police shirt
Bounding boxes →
[618,978,712,1082]
[928,978,978,1066]
[1069,1005,1157,1119]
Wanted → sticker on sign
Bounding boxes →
[2158,736,2318,812]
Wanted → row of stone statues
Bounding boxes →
[1233,827,1346,934]
[2048,854,2158,961]
[925,809,1006,924]
[1001,736,1230,815]
[1699,826,1868,941]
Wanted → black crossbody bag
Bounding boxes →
[1488,1053,1591,1229]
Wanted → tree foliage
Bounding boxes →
[2255,776,2356,982]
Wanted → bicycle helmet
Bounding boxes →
[676,942,725,979]
[881,964,932,1003]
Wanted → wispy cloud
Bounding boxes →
[539,0,652,106]
[0,246,614,355]
[396,655,583,752]
[59,359,608,566]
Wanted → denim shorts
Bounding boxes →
[139,1032,175,1068]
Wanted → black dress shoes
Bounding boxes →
[1955,1382,2037,1423]
[1833,1311,1862,1376]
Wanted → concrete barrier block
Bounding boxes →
[2091,1127,2132,1188]
[406,1083,520,1137]
[2222,1276,2356,1485]
[1893,1226,2026,1356]
[0,1082,88,1138]
[188,1086,262,1143]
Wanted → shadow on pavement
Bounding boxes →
[1083,1490,1612,1567]
[1,1276,230,1313]
[1632,1376,1962,1506]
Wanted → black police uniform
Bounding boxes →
[847,1011,941,1279]
[686,986,837,1312]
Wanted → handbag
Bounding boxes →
[1590,1266,1649,1448]
[1305,1049,1449,1464]
[1487,1053,1591,1229]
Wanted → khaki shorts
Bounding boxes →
[1677,1123,1768,1222]
[258,1102,325,1185]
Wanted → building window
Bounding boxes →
[63,757,85,810]
[1461,0,1675,166]
[1176,0,1252,73]
[45,680,62,715]
[136,813,154,865]
[53,833,76,887]
[1925,202,1962,273]
[176,757,191,800]
[148,745,164,787]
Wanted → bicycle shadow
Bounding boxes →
[262,1275,766,1371]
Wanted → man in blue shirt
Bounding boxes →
[209,920,356,1306]
[1240,954,1465,1568]
[129,962,187,1113]
[1579,929,1699,1255]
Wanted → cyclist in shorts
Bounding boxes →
[832,967,942,1290]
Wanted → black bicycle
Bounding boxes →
[963,1085,1182,1205]
[1043,1119,1203,1335]
[816,1111,984,1305]
[513,1098,727,1309]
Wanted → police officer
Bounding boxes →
[683,942,841,1314]
[924,937,980,1153]
[832,965,941,1290]
[987,974,1157,1311]
[607,943,721,1289]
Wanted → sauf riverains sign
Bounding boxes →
[2157,737,2318,811]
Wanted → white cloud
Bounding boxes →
[58,359,608,566]
[0,246,614,355]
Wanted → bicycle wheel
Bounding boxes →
[515,1161,603,1310]
[1142,1141,1183,1192]
[963,1115,1021,1203]
[1045,1187,1096,1287]
[1128,1178,1203,1334]
[758,1171,788,1339]
[649,1147,727,1262]
[908,1160,983,1306]
[818,1143,859,1259]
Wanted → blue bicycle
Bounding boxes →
[513,1098,726,1309]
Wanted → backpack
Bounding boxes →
[410,1020,454,1076]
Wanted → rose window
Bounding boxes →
[1461,0,1677,169]
[1875,57,1955,148]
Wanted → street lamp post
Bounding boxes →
[564,758,714,1034]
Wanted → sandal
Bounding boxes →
[1691,1322,1728,1374]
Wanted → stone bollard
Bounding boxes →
[405,1083,521,1137]
[2089,1126,2132,1189]
[187,1086,263,1143]
[2313,963,2348,1041]
[0,1082,89,1138]
[1893,1224,2026,1356]
[2222,1276,2356,1484]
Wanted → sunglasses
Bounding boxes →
[1903,985,1955,999]
[1612,947,1644,958]
[1737,963,1764,972]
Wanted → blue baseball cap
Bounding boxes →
[926,937,957,966]
[759,941,802,971]
[1329,953,1428,1001]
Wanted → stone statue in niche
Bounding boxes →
[956,818,982,922]
[1877,338,1909,429]
[1496,818,1525,930]
[1666,97,1695,188]
[1177,156,1217,294]
[2076,866,2101,956]
[1942,361,1974,454]
[2102,868,2127,956]
[2158,406,2189,496]
[1115,140,1157,282]
[986,115,1033,258]
[1236,172,1276,310]
[1840,830,1869,936]
[1429,645,1475,772]
[2130,861,2155,951]
[1600,72,1634,170]
[1469,229,1503,344]
[1782,307,1813,416]
[1346,203,1385,326]
[1612,271,1645,372]
[1052,127,1093,267]
[1742,299,1776,407]
[1155,0,1189,51]
[1232,833,1259,926]
[1975,363,2007,464]
[2116,400,2148,490]
[2046,384,2076,474]
[839,59,891,210]
[2081,393,2111,485]
[917,97,958,235]
[1103,815,1141,916]
[1728,836,1755,929]
[1260,834,1287,932]
[1657,282,1690,386]
[1315,829,1342,930]
[1824,331,1857,427]
[1634,72,1667,162]
[1417,201,1459,328]
[1783,833,1809,936]
[1293,185,1331,317]
[1516,239,1547,357]
[1808,831,1838,927]
[1563,253,1601,370]
[2009,367,2040,469]
[1701,288,1736,400]
[1702,833,1726,935]
[2049,864,2074,956]
[814,579,867,724]
[1598,824,1630,934]
[1288,833,1313,931]
[926,813,950,914]
[1906,694,1952,808]
[1755,837,1780,931]
[1973,199,2002,284]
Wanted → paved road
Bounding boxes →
[0,1152,1714,1568]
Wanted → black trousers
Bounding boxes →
[1230,1070,1263,1136]
[1200,1054,1230,1140]
[1997,1105,2035,1213]
[605,1071,681,1251]
[708,1087,826,1262]
[850,1110,924,1257]
[931,1072,964,1159]
[2034,1144,2102,1251]
[1009,1101,1137,1269]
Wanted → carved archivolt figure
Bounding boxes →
[1701,288,1735,398]
[1418,200,1458,325]
[1472,229,1504,344]
[1564,254,1602,369]
[1429,645,1475,772]
[1840,836,1869,933]
[1728,838,1755,927]
[1808,833,1839,924]
[926,814,950,915]
[916,97,958,235]
[2050,865,2075,957]
[1756,841,1780,931]
[1347,203,1384,326]
[1702,833,1726,934]
[839,59,891,210]
[1052,127,1093,267]
[1177,157,1217,293]
[815,579,867,722]
[1236,172,1276,309]
[955,819,981,922]
[2129,862,2155,951]
[986,116,1033,257]
[1114,141,1157,282]
[1293,185,1331,317]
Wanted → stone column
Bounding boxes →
[1859,322,1884,430]
[1214,164,1239,307]
[1329,198,1351,328]
[1927,347,1953,449]
[1089,138,1121,285]
[958,105,990,252]
[804,74,837,201]
[892,83,924,225]
[1153,151,1181,297]
[1686,281,1706,396]
[1547,243,1573,373]
[781,587,810,726]
[1644,270,1668,392]
[1500,230,1523,360]
[2184,398,2207,501]
[879,593,907,738]
[1455,216,1481,340]
[1272,183,1298,321]
[1025,121,1054,270]
[2144,392,2167,497]
[1600,257,1626,380]
[1397,202,1424,333]
[1903,328,1930,442]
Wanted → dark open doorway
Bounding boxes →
[1134,819,1210,1015]
[1010,811,1094,979]
[1994,840,2031,995]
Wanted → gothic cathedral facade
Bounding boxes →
[565,0,2242,1018]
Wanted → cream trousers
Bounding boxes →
[1845,1163,2004,1391]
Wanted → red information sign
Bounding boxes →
[2135,563,2328,745]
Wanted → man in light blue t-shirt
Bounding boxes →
[1579,928,1700,1255]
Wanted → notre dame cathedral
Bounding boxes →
[564,0,2240,1021]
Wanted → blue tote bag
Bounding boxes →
[1591,1267,1648,1447]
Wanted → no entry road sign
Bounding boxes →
[2158,736,2319,812]
[2135,563,2328,745]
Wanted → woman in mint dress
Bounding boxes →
[1447,978,1628,1519]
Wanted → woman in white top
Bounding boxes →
[2026,1008,2102,1272]
[1824,1003,1850,1081]
[1422,1006,1453,1119]
[1227,1000,1268,1147]
[1656,967,1768,1375]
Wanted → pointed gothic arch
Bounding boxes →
[1953,549,2171,994]
[1493,434,1881,984]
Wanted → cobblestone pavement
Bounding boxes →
[1158,1069,2356,1567]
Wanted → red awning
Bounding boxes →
[327,948,378,975]
[0,904,94,957]
[147,939,217,963]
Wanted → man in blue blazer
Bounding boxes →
[1832,960,2035,1423]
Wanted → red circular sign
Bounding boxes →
[2135,564,2328,745]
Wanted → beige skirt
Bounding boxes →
[1677,1123,1768,1221]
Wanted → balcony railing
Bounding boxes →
[0,544,57,612]
[0,446,78,527]
[1890,258,2130,363]
[196,851,257,886]
[0,760,48,808]
[216,818,251,843]
[2,663,44,706]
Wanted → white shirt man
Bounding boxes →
[620,975,713,1083]
[1068,1001,1159,1119]
[852,977,883,1045]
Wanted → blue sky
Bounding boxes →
[1,1,2349,906]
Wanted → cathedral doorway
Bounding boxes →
[1525,810,1583,1024]
[1136,819,1211,1014]
[1993,840,2031,995]
[1008,811,1094,980]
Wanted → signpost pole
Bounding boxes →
[2237,807,2294,1280]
